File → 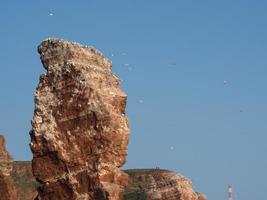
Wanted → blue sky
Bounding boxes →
[1,1,267,199]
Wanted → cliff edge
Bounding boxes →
[124,169,207,200]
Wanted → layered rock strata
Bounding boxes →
[30,39,130,200]
[124,169,207,200]
[0,135,18,200]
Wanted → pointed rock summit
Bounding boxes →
[0,135,13,176]
[30,39,130,200]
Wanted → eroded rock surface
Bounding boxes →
[30,39,130,200]
[0,135,18,200]
[124,169,207,200]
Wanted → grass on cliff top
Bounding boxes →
[13,161,32,165]
[124,168,171,176]
[123,190,146,200]
[11,161,39,199]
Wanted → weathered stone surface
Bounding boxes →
[124,169,207,200]
[0,135,13,176]
[0,134,18,200]
[30,39,130,200]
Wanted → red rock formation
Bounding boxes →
[0,135,18,200]
[30,39,130,200]
[125,169,207,200]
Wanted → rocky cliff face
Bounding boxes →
[124,169,207,200]
[0,135,18,200]
[10,162,208,200]
[30,39,130,200]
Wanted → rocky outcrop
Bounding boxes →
[0,135,18,200]
[30,39,130,200]
[0,135,13,176]
[124,169,207,200]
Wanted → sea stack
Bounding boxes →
[30,39,130,200]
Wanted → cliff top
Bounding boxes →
[38,38,112,71]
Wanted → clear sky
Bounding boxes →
[1,0,267,199]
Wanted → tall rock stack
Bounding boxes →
[30,39,130,200]
[0,135,18,200]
